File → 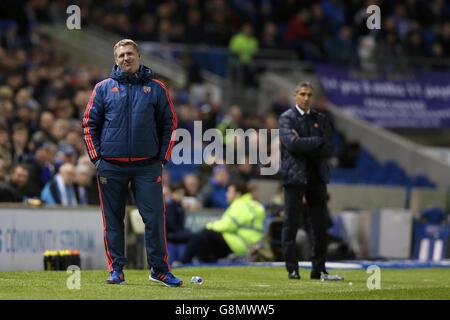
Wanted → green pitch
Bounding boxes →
[1,267,449,300]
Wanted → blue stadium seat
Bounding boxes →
[412,207,448,261]
[332,148,436,188]
[329,215,344,239]
[165,155,198,183]
[167,243,187,265]
[411,175,435,188]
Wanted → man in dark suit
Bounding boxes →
[278,81,343,281]
[0,163,30,202]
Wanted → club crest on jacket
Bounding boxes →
[143,86,151,94]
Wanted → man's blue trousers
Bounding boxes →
[96,159,170,272]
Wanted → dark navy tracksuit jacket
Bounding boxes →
[82,65,177,272]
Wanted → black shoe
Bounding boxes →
[310,270,327,280]
[288,270,300,279]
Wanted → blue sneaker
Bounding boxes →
[149,268,183,287]
[106,270,126,284]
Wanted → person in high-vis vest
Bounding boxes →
[181,181,266,264]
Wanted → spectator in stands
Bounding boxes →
[0,155,6,182]
[25,141,52,198]
[183,173,200,198]
[73,89,91,119]
[358,35,377,71]
[165,182,193,245]
[440,22,450,57]
[375,32,405,70]
[0,97,14,127]
[204,2,233,46]
[271,91,291,116]
[0,121,12,170]
[37,111,56,143]
[14,88,40,130]
[264,112,279,131]
[0,163,30,202]
[229,23,259,85]
[53,98,75,120]
[200,99,224,132]
[308,3,332,61]
[337,141,361,169]
[179,52,202,85]
[273,0,300,23]
[11,122,31,163]
[40,162,77,206]
[74,164,98,205]
[5,72,25,93]
[51,118,70,143]
[267,185,285,218]
[321,0,347,30]
[182,173,202,210]
[132,14,157,42]
[260,21,282,49]
[181,181,265,264]
[430,42,445,69]
[15,103,38,135]
[0,85,14,100]
[0,20,23,50]
[228,154,260,183]
[64,129,84,157]
[216,105,243,145]
[406,31,428,57]
[54,144,77,170]
[326,25,358,66]
[76,154,96,176]
[314,94,335,131]
[284,8,311,59]
[156,19,173,44]
[185,8,207,45]
[391,3,412,41]
[197,165,230,208]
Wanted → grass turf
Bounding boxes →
[0,267,449,300]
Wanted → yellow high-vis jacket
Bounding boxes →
[206,193,266,255]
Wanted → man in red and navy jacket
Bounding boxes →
[82,39,182,287]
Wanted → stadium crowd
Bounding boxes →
[0,0,447,208]
[5,0,448,66]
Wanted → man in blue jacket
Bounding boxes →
[279,81,343,281]
[82,39,182,287]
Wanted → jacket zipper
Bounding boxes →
[128,82,132,161]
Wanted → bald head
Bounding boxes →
[59,163,76,185]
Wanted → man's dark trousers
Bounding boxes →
[96,159,170,272]
[282,178,328,274]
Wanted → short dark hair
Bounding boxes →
[295,81,313,92]
[9,163,29,174]
[12,122,28,133]
[170,182,185,192]
[229,181,248,195]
